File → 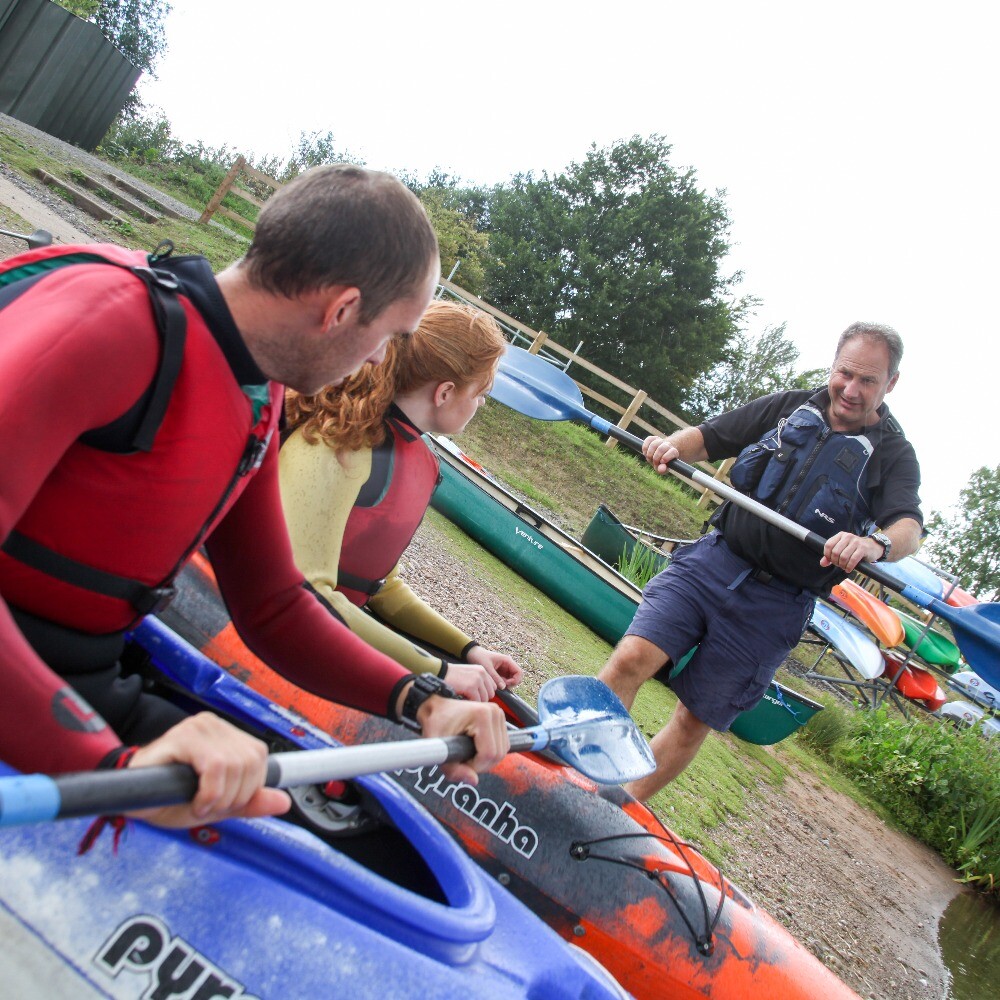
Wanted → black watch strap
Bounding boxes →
[400,673,457,731]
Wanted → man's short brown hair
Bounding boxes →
[243,164,439,322]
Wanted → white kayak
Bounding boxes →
[939,700,1000,738]
[947,670,1000,710]
[809,600,886,680]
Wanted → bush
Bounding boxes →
[832,709,999,895]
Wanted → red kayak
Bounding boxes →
[158,554,860,1000]
[882,652,948,711]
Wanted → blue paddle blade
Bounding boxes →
[938,600,1000,691]
[535,676,655,784]
[491,347,588,422]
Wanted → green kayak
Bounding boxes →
[894,609,962,672]
[429,438,822,745]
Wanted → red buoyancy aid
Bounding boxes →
[0,246,281,634]
[335,413,441,607]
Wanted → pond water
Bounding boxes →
[938,890,1000,999]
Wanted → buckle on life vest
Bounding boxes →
[140,584,178,615]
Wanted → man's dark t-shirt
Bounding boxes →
[698,388,922,593]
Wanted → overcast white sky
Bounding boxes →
[141,0,999,519]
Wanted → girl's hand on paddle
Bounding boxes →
[126,713,290,828]
[465,646,523,689]
[642,435,679,476]
[416,698,509,786]
[820,531,882,573]
[446,662,498,701]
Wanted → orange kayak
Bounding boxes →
[161,554,860,1000]
[830,579,905,648]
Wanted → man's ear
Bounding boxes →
[886,372,900,394]
[322,286,362,332]
[433,381,457,407]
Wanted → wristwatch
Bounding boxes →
[870,530,892,562]
[400,673,457,731]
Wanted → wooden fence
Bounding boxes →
[436,279,732,507]
[199,155,282,230]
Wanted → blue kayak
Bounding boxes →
[0,621,627,999]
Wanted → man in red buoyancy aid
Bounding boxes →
[0,165,508,828]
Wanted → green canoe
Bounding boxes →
[581,503,673,577]
[428,436,642,647]
[428,438,822,745]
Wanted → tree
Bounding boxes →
[684,323,828,420]
[55,1,171,116]
[477,135,744,412]
[418,188,492,296]
[56,1,171,74]
[924,465,1000,601]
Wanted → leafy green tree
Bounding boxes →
[684,323,827,419]
[925,465,1000,601]
[477,136,744,412]
[55,1,171,75]
[418,188,492,296]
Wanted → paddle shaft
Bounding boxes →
[588,416,938,601]
[0,729,561,827]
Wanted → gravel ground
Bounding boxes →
[0,115,962,1000]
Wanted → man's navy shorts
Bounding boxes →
[626,532,813,731]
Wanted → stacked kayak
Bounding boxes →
[157,556,862,1000]
[880,651,947,711]
[808,601,885,680]
[829,579,905,648]
[938,700,1000,738]
[948,670,1000,710]
[0,638,628,999]
[892,609,963,673]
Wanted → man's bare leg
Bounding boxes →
[599,635,712,802]
[623,702,710,802]
[598,635,668,711]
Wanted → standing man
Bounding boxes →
[0,164,507,828]
[599,322,922,802]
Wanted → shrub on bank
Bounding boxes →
[832,709,999,895]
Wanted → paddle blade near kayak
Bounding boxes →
[535,675,655,785]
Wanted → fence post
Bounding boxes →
[199,155,246,224]
[606,389,647,448]
[696,457,734,508]
[527,331,549,355]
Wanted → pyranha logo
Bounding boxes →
[814,508,835,524]
[95,914,261,1000]
[514,525,543,550]
[403,765,539,859]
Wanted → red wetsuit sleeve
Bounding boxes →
[0,265,161,773]
[205,442,412,718]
